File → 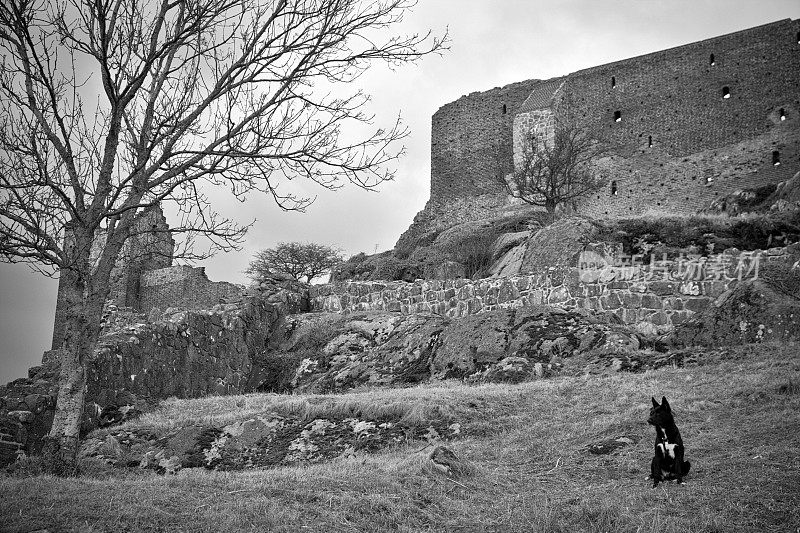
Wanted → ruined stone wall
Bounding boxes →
[310,247,794,333]
[86,297,280,403]
[50,207,175,349]
[139,265,245,313]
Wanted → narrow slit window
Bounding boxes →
[614,111,622,122]
[648,135,653,148]
[611,76,616,88]
[709,53,715,66]
[773,151,781,166]
[722,86,730,99]
[797,31,800,44]
[502,104,507,114]
[780,108,786,121]
[611,181,618,196]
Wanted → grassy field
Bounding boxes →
[2,343,799,533]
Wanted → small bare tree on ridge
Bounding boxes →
[246,242,343,283]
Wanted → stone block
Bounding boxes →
[648,281,676,296]
[641,294,663,310]
[684,298,710,313]
[601,292,623,309]
[498,282,514,304]
[621,292,641,308]
[548,286,570,304]
[623,309,639,323]
[649,311,671,326]
[531,289,545,305]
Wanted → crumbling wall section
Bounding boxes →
[139,265,245,313]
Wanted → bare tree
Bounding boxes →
[246,241,343,283]
[497,119,608,219]
[0,0,445,473]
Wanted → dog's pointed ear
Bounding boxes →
[661,396,670,410]
[651,397,659,407]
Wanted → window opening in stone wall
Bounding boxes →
[797,31,800,44]
[614,111,621,122]
[611,181,617,196]
[780,108,786,121]
[502,104,507,114]
[722,86,730,99]
[611,76,616,88]
[773,151,781,166]
[648,135,653,148]
[710,54,715,66]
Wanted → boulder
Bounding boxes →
[520,217,601,273]
[431,310,514,379]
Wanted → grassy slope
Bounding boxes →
[1,344,799,533]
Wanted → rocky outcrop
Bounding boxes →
[80,413,461,473]
[253,307,641,394]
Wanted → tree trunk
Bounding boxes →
[41,274,103,476]
[545,199,557,223]
[40,346,86,476]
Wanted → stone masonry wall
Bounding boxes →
[310,247,793,333]
[139,265,245,313]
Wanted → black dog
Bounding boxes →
[647,396,691,488]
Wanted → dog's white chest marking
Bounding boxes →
[663,442,677,458]
[657,429,677,458]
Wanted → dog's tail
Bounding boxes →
[683,461,691,474]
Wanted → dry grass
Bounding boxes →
[2,343,799,532]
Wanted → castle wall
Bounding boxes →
[561,19,800,217]
[139,265,245,313]
[407,18,800,245]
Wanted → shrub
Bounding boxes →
[598,212,800,257]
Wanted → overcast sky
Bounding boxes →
[2,0,799,384]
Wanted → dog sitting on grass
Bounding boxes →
[647,396,691,488]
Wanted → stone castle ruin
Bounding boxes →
[398,19,800,249]
[4,20,799,467]
[50,207,244,351]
